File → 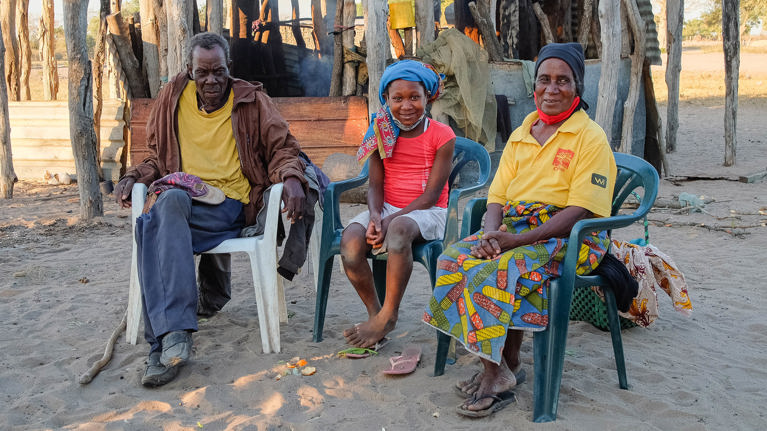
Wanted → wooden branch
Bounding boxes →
[1,0,20,101]
[619,0,645,154]
[290,0,306,48]
[468,0,504,62]
[577,0,594,51]
[365,0,390,116]
[642,60,670,176]
[107,12,149,98]
[531,1,554,44]
[16,0,31,100]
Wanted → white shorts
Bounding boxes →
[346,202,447,241]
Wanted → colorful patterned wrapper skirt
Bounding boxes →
[423,201,610,364]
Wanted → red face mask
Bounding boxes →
[534,94,581,125]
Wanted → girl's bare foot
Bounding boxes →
[343,312,397,348]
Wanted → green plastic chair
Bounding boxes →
[433,152,659,422]
[311,138,491,368]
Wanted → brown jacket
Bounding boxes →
[125,72,306,226]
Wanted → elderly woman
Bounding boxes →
[423,43,617,417]
[342,60,455,348]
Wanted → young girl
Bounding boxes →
[341,60,456,348]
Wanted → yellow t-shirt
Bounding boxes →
[177,81,251,204]
[487,110,616,217]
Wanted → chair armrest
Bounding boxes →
[322,167,369,231]
[460,198,487,238]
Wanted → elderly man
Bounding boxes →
[114,32,307,387]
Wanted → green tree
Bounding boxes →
[683,0,766,39]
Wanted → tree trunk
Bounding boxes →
[642,59,669,175]
[722,0,739,166]
[166,0,192,78]
[312,0,329,55]
[139,0,161,96]
[415,0,435,50]
[329,0,344,96]
[365,0,390,116]
[619,0,645,154]
[16,0,30,100]
[208,0,224,35]
[594,0,621,144]
[63,0,104,220]
[0,22,17,198]
[532,1,554,44]
[577,0,594,51]
[468,0,504,61]
[664,0,682,153]
[1,0,20,101]
[40,0,58,100]
[107,12,150,98]
[498,0,519,59]
[342,0,356,95]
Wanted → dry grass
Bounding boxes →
[650,42,767,105]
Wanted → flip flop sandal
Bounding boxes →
[454,366,526,398]
[382,345,421,375]
[339,337,390,359]
[455,390,517,418]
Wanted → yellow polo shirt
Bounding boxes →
[177,81,250,203]
[488,110,616,217]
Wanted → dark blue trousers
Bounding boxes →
[135,189,244,353]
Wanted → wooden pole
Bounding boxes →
[1,0,20,101]
[594,0,621,144]
[63,0,104,220]
[415,0,435,50]
[365,0,390,117]
[577,0,594,51]
[0,21,17,198]
[642,59,669,175]
[312,0,328,54]
[468,0,504,61]
[619,0,645,154]
[722,0,739,166]
[40,0,58,100]
[664,0,682,153]
[16,0,30,100]
[166,0,193,78]
[208,0,224,35]
[139,0,161,96]
[92,0,110,182]
[291,0,306,48]
[342,0,356,95]
[329,0,344,96]
[155,0,168,85]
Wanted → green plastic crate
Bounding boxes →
[569,287,637,331]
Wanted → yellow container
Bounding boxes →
[388,0,415,29]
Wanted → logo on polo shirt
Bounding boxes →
[553,149,574,171]
[591,173,607,188]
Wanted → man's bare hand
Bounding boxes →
[281,176,305,223]
[114,177,136,208]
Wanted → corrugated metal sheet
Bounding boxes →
[637,0,663,65]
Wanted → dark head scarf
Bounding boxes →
[534,42,589,110]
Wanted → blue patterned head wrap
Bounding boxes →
[378,59,444,105]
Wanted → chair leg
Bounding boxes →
[312,256,335,342]
[127,244,142,345]
[372,259,387,305]
[532,278,573,423]
[247,251,274,353]
[603,287,629,389]
[434,331,451,376]
[277,276,287,324]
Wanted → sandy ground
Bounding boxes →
[1,51,767,430]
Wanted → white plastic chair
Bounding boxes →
[127,182,287,353]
